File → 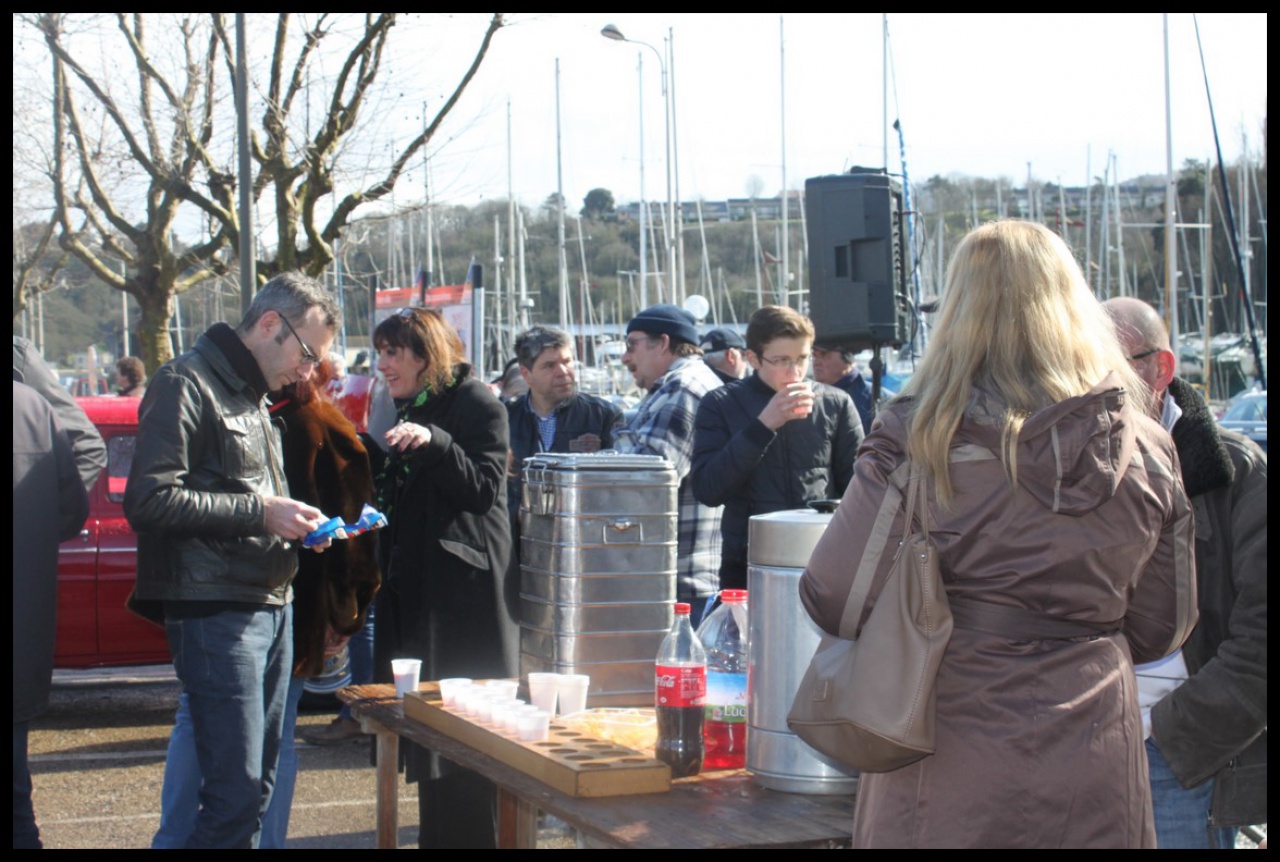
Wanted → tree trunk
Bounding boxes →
[135,288,176,369]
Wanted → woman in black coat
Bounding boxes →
[369,307,515,849]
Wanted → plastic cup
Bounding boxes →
[517,708,551,742]
[475,691,499,723]
[488,679,519,701]
[504,701,530,735]
[391,658,422,698]
[438,678,473,708]
[556,673,590,716]
[527,672,559,715]
[491,698,521,734]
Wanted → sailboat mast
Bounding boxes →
[1163,14,1180,350]
[556,58,569,330]
[779,16,790,309]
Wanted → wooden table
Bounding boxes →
[339,683,855,849]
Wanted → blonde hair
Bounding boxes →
[900,220,1149,505]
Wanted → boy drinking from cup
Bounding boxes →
[691,306,865,592]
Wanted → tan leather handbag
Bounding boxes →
[786,463,954,773]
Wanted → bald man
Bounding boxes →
[1104,297,1267,847]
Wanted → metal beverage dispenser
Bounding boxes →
[746,505,859,794]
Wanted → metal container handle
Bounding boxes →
[602,518,641,543]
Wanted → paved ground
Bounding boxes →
[30,666,420,849]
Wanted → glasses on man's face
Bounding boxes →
[624,335,652,353]
[1128,347,1160,363]
[279,314,320,366]
[759,354,810,370]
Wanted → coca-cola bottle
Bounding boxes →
[697,589,748,769]
[654,602,706,777]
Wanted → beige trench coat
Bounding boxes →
[800,376,1197,848]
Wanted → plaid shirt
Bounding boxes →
[614,356,724,602]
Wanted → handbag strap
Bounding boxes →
[835,460,928,640]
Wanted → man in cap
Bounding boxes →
[810,345,876,435]
[700,327,749,385]
[1104,297,1266,848]
[615,304,724,624]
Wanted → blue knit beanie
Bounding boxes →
[627,303,699,347]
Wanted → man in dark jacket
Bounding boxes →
[1106,297,1267,847]
[124,272,339,848]
[700,327,749,385]
[505,325,623,519]
[810,344,875,435]
[13,335,107,492]
[13,381,91,849]
[692,306,863,591]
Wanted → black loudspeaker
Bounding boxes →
[805,170,910,350]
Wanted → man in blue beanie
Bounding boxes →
[614,304,723,625]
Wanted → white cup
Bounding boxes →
[517,708,551,742]
[438,678,473,708]
[504,701,530,735]
[556,673,590,716]
[527,672,559,715]
[391,658,422,698]
[475,691,500,723]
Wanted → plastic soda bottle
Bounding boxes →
[696,589,749,769]
[655,602,707,777]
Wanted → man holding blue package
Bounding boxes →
[124,272,340,848]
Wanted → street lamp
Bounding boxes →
[602,23,677,306]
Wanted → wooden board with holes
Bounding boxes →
[402,683,671,797]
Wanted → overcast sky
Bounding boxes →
[388,12,1267,211]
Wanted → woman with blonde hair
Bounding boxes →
[800,220,1197,848]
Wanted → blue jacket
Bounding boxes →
[692,373,862,589]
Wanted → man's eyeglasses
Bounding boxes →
[1128,347,1160,363]
[279,314,320,366]
[758,354,810,370]
[624,335,654,352]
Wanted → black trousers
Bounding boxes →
[418,769,497,849]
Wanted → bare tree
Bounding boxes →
[25,13,504,368]
[12,216,71,323]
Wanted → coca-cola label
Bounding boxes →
[655,664,706,707]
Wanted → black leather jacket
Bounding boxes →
[125,327,297,606]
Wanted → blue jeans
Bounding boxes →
[154,676,304,849]
[164,604,292,848]
[13,721,41,849]
[338,603,376,722]
[1147,738,1237,849]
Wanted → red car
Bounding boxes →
[56,378,376,671]
[56,396,166,668]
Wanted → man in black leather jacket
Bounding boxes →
[1106,298,1267,846]
[124,272,340,848]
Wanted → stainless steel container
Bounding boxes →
[518,452,678,707]
[746,506,859,795]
